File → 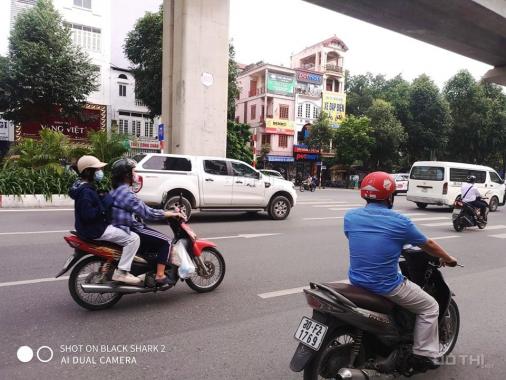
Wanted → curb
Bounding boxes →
[0,195,74,208]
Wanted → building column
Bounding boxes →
[162,0,230,155]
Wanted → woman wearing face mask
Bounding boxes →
[69,155,142,285]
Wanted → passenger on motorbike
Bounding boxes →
[110,158,186,286]
[344,171,458,370]
[69,155,141,285]
[461,175,488,220]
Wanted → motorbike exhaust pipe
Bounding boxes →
[337,368,396,380]
[80,283,153,294]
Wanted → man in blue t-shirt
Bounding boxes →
[344,171,457,369]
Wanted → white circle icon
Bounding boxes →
[37,346,54,363]
[17,346,34,363]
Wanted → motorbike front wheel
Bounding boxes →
[68,256,122,311]
[303,327,364,380]
[439,299,460,356]
[186,248,225,293]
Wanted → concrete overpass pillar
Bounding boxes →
[161,0,230,155]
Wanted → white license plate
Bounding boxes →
[294,317,328,351]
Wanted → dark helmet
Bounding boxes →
[111,158,136,188]
[466,175,476,183]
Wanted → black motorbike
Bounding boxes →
[300,180,316,192]
[290,246,460,379]
[452,195,488,232]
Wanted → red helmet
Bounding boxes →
[360,171,396,201]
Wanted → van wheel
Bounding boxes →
[164,196,192,219]
[268,196,291,220]
[489,196,499,212]
[416,202,428,209]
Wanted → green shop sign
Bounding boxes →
[267,72,295,96]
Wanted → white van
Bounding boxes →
[406,161,506,211]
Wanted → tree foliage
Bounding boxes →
[334,116,374,166]
[228,43,240,120]
[124,7,163,117]
[304,112,334,152]
[226,121,253,164]
[0,0,99,124]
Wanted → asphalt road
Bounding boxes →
[0,189,505,379]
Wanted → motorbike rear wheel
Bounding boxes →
[303,327,364,380]
[68,256,123,311]
[186,248,225,293]
[453,218,464,232]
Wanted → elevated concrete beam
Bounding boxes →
[304,0,506,70]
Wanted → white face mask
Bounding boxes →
[94,170,104,182]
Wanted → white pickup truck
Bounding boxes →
[132,153,297,220]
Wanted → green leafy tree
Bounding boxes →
[228,43,240,120]
[345,72,387,116]
[406,74,451,162]
[88,130,130,167]
[366,99,406,171]
[226,121,253,163]
[304,112,334,153]
[0,0,99,124]
[334,116,374,166]
[124,7,163,117]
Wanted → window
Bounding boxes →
[144,120,154,137]
[261,105,265,119]
[132,154,146,163]
[449,168,486,183]
[133,120,141,137]
[305,104,311,118]
[118,119,128,134]
[74,0,91,9]
[67,23,101,52]
[118,74,128,80]
[490,172,503,184]
[143,156,192,171]
[232,162,258,178]
[278,135,288,148]
[326,79,333,91]
[119,84,126,97]
[261,134,271,145]
[313,107,319,119]
[250,105,256,120]
[297,104,303,118]
[279,105,289,119]
[410,166,444,181]
[204,160,229,176]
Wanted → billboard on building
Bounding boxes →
[17,103,106,142]
[267,72,295,97]
[0,119,10,141]
[295,70,323,84]
[322,92,346,126]
[265,118,295,135]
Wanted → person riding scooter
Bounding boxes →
[461,175,488,221]
[344,171,458,370]
[109,158,186,286]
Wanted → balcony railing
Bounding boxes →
[248,87,265,97]
[324,64,343,74]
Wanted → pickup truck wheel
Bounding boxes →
[416,202,428,209]
[489,196,499,212]
[164,196,192,219]
[268,196,291,220]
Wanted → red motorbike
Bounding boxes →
[56,215,225,310]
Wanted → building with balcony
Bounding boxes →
[235,63,296,178]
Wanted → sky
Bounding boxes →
[229,0,492,87]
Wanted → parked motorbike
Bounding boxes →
[56,208,226,310]
[452,194,488,232]
[290,246,460,379]
[300,181,316,192]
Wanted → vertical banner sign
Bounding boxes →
[267,72,295,97]
[322,92,346,126]
[158,124,164,150]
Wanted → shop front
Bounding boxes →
[293,144,320,183]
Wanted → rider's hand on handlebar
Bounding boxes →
[441,255,458,267]
[164,210,187,222]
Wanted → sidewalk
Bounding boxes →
[0,195,73,208]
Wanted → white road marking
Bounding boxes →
[313,203,362,208]
[0,208,73,212]
[400,213,427,217]
[0,276,69,288]
[488,233,506,239]
[483,225,506,230]
[258,280,350,299]
[303,216,345,220]
[429,235,461,240]
[0,230,69,236]
[328,207,355,211]
[203,233,281,240]
[411,217,450,222]
[421,222,453,227]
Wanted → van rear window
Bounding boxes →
[410,166,444,181]
[142,156,192,171]
[449,168,486,183]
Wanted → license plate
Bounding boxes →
[294,317,328,351]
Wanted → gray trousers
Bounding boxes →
[97,225,140,272]
[384,279,440,358]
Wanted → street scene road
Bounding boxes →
[1,189,504,379]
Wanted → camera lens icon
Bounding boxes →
[17,346,53,363]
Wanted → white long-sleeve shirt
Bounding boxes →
[461,183,481,202]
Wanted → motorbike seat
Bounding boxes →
[69,230,123,250]
[324,283,395,314]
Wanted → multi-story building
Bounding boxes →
[110,65,161,154]
[235,63,296,178]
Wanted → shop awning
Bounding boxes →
[267,156,295,162]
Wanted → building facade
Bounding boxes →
[235,63,296,178]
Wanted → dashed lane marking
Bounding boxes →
[303,216,345,220]
[411,217,450,222]
[420,222,453,227]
